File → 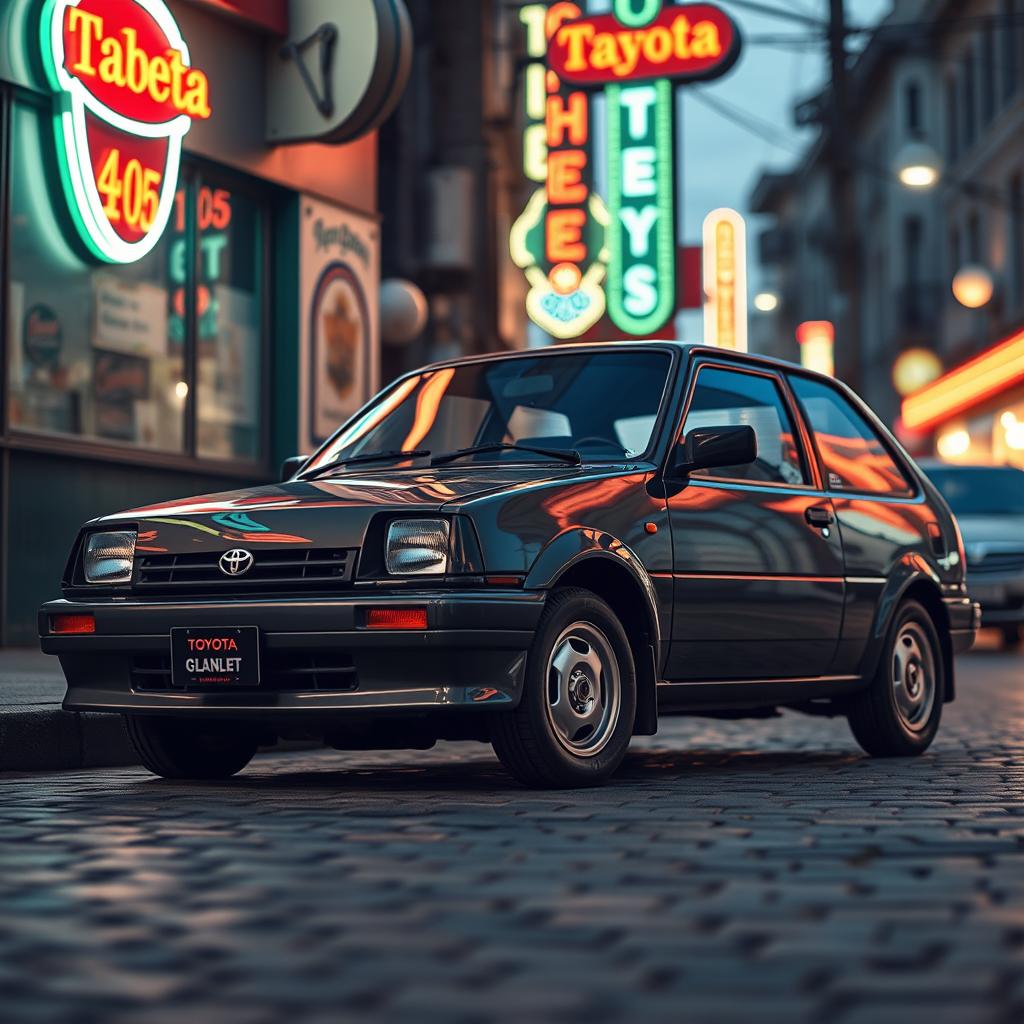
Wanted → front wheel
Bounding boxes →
[847,599,944,757]
[125,716,259,780]
[490,587,636,788]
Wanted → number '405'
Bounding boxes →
[96,149,161,231]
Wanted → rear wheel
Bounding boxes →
[847,599,943,757]
[490,587,636,788]
[125,716,259,780]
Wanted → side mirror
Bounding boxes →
[281,455,309,481]
[673,425,757,477]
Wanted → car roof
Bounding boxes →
[415,341,831,384]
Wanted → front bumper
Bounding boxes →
[39,590,544,718]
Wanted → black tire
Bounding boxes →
[125,716,259,780]
[847,599,944,757]
[490,587,636,788]
[999,625,1022,650]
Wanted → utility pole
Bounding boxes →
[827,0,862,389]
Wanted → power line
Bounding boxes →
[718,0,829,29]
[688,88,807,155]
[690,86,1014,211]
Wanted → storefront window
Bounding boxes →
[193,183,263,462]
[6,101,266,466]
[8,102,185,451]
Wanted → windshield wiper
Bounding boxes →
[300,449,431,480]
[431,442,581,467]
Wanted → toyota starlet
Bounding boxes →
[40,344,979,788]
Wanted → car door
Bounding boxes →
[787,373,930,676]
[664,361,845,681]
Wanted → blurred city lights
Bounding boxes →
[902,328,1024,431]
[796,320,835,377]
[892,348,943,397]
[952,264,995,309]
[936,428,971,459]
[753,291,779,313]
[894,141,942,190]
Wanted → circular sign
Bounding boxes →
[267,0,413,145]
[42,0,212,264]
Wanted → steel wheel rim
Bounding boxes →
[544,621,621,757]
[891,620,936,732]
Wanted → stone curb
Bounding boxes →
[0,708,137,773]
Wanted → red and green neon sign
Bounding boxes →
[514,1,740,340]
[510,2,609,340]
[41,0,212,264]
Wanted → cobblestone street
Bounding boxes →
[2,645,1023,1024]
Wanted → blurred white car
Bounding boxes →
[922,461,1024,649]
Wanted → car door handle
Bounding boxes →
[805,505,835,528]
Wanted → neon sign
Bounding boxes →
[511,2,608,340]
[549,4,740,84]
[41,0,212,264]
[702,207,747,351]
[538,0,740,339]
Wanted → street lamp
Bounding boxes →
[753,291,779,313]
[951,264,995,309]
[894,141,943,190]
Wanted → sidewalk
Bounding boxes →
[0,648,136,772]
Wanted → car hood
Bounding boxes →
[93,465,594,552]
[954,516,1024,565]
[955,514,1024,549]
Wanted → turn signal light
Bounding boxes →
[366,608,428,630]
[50,613,96,635]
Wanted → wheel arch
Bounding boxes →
[525,534,662,736]
[866,573,954,703]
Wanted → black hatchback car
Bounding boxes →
[40,344,978,788]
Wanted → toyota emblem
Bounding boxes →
[219,549,254,576]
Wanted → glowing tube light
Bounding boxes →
[902,328,1024,432]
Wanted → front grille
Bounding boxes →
[968,552,1024,576]
[131,651,358,693]
[134,548,357,594]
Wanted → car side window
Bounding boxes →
[789,375,913,496]
[682,367,807,485]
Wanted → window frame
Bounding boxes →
[785,370,920,501]
[310,346,680,471]
[672,359,821,492]
[1,88,272,478]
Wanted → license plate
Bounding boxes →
[171,626,260,688]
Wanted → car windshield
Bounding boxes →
[926,466,1024,515]
[304,351,673,474]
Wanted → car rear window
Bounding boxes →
[789,376,913,496]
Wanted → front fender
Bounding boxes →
[523,528,662,658]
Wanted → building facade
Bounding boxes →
[749,0,1024,463]
[377,0,529,385]
[0,0,404,642]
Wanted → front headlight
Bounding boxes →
[386,519,450,576]
[83,530,137,584]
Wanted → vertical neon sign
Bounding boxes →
[511,3,608,340]
[547,1,742,338]
[702,207,748,351]
[606,76,676,334]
